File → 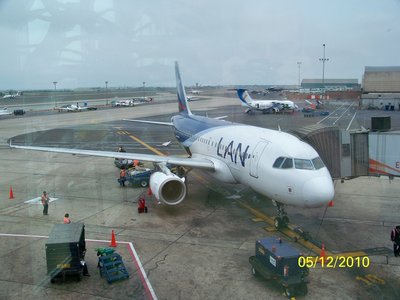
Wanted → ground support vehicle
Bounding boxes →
[249,237,309,298]
[46,223,86,283]
[114,158,134,169]
[116,167,153,187]
[126,167,152,187]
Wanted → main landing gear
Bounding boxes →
[273,201,290,229]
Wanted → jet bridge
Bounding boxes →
[290,124,399,179]
[290,125,370,179]
[290,124,342,179]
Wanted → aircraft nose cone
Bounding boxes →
[303,177,335,207]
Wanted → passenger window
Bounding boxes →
[273,157,285,168]
[281,158,293,169]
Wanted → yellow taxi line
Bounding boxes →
[126,132,166,156]
[237,200,369,258]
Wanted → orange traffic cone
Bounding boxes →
[320,243,326,264]
[328,200,334,207]
[9,186,14,199]
[109,230,117,247]
[147,187,153,196]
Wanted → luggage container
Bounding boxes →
[249,237,309,298]
[46,223,86,283]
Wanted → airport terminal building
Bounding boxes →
[300,79,360,91]
[360,66,400,110]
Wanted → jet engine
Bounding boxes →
[149,171,186,205]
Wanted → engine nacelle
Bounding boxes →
[149,171,187,205]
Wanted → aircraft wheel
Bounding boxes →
[297,283,308,296]
[140,180,148,187]
[274,217,282,229]
[283,286,294,298]
[251,266,258,277]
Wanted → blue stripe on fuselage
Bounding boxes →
[172,113,237,146]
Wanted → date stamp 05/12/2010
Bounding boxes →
[298,256,370,268]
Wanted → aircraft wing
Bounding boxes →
[123,119,174,126]
[9,144,215,170]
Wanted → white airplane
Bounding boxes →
[2,92,20,99]
[58,104,88,112]
[236,89,298,114]
[112,99,134,107]
[186,95,200,101]
[9,62,334,228]
[0,107,13,115]
[190,89,202,95]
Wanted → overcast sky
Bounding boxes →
[0,0,400,90]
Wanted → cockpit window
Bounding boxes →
[273,157,285,168]
[294,158,314,170]
[274,157,323,170]
[312,157,325,169]
[281,158,293,169]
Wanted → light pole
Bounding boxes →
[142,81,145,100]
[105,81,108,106]
[319,44,329,91]
[297,62,302,89]
[53,81,57,108]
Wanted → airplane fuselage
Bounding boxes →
[172,114,334,208]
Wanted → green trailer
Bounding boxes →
[45,223,86,283]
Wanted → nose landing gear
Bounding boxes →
[273,201,290,229]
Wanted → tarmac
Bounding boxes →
[0,91,399,299]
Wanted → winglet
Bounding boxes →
[175,61,192,115]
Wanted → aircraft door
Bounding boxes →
[249,141,269,178]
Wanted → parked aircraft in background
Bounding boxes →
[58,104,89,112]
[10,62,334,229]
[266,86,284,92]
[111,99,134,107]
[190,89,202,95]
[236,89,298,114]
[134,97,153,103]
[0,107,13,115]
[2,92,21,99]
[186,96,200,101]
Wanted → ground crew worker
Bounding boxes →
[133,159,139,168]
[117,145,126,153]
[119,168,127,187]
[115,145,126,161]
[41,191,50,215]
[63,213,71,224]
[391,225,400,256]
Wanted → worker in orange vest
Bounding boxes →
[119,168,127,187]
[63,213,71,224]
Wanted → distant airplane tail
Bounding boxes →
[236,89,254,107]
[175,61,192,115]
